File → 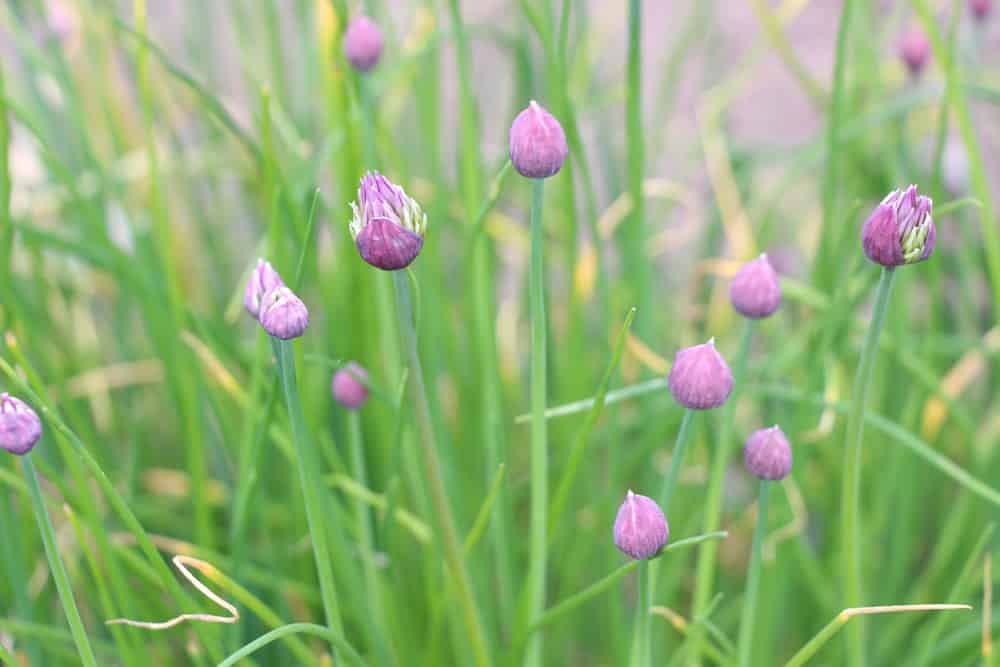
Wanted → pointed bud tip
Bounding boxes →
[613,491,669,560]
[668,340,734,410]
[729,254,782,319]
[744,425,793,481]
[509,101,568,179]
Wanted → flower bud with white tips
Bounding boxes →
[508,100,568,179]
[349,171,427,271]
[861,185,935,268]
[613,490,669,560]
[0,393,42,456]
[667,339,734,410]
[244,259,283,319]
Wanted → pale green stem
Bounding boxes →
[273,339,344,658]
[391,270,492,667]
[841,266,896,666]
[216,623,367,667]
[23,454,98,667]
[525,178,548,667]
[737,481,770,667]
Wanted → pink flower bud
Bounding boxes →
[343,16,383,73]
[971,0,992,20]
[0,394,42,456]
[332,363,370,410]
[508,100,568,179]
[244,259,284,319]
[900,27,931,76]
[861,185,935,267]
[729,254,782,319]
[667,339,734,410]
[743,425,793,481]
[613,490,669,560]
[259,286,309,340]
[349,172,427,271]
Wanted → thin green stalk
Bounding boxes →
[273,338,344,651]
[216,623,367,667]
[22,454,98,667]
[630,562,651,667]
[644,409,696,661]
[391,270,492,667]
[348,411,395,667]
[841,266,896,666]
[690,320,754,663]
[526,178,548,667]
[737,481,770,667]
[625,0,648,324]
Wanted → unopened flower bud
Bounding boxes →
[349,171,427,271]
[613,490,669,560]
[259,286,309,340]
[244,259,284,319]
[861,184,935,267]
[729,254,782,319]
[508,100,568,179]
[971,0,992,21]
[743,425,793,481]
[0,394,42,456]
[343,16,383,73]
[332,362,370,410]
[667,339,734,410]
[900,28,931,76]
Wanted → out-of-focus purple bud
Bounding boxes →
[259,286,309,340]
[667,339,734,410]
[343,16,384,73]
[900,28,931,76]
[332,362,370,410]
[743,425,793,481]
[729,254,782,319]
[508,100,568,179]
[244,259,284,319]
[613,490,669,560]
[861,185,935,267]
[942,139,969,195]
[349,171,427,271]
[0,394,42,456]
[971,0,993,20]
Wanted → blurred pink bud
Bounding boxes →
[729,254,782,319]
[613,490,669,560]
[344,16,384,73]
[244,259,284,319]
[900,28,931,75]
[332,363,370,410]
[667,339,733,410]
[743,425,793,481]
[971,0,992,20]
[259,286,309,340]
[509,101,568,179]
[0,394,42,456]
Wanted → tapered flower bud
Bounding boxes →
[729,254,782,319]
[743,425,793,481]
[861,185,935,267]
[667,339,734,410]
[244,259,284,319]
[349,171,427,271]
[0,394,42,456]
[508,100,568,179]
[332,362,370,410]
[971,0,992,20]
[343,16,383,72]
[259,286,309,340]
[900,28,931,76]
[613,490,669,560]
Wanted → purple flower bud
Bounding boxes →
[744,425,793,481]
[614,490,669,560]
[343,16,384,73]
[244,259,284,320]
[900,28,931,76]
[861,185,935,268]
[508,100,568,179]
[971,0,992,20]
[0,394,42,456]
[667,339,734,410]
[259,286,309,340]
[332,363,370,410]
[729,254,782,319]
[349,171,427,271]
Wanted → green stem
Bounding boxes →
[625,0,648,324]
[526,178,548,667]
[737,481,770,667]
[643,408,696,661]
[348,411,395,667]
[631,562,651,667]
[216,623,367,667]
[273,339,344,653]
[690,320,754,662]
[22,454,98,667]
[391,270,492,667]
[840,266,896,666]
